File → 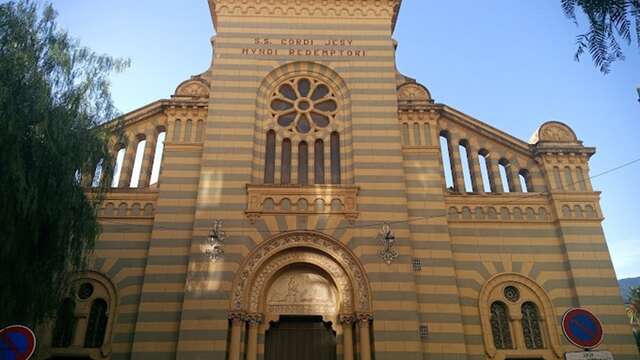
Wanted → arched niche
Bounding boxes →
[230,231,371,314]
[478,273,562,360]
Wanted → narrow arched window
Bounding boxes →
[478,150,492,192]
[111,148,126,188]
[281,138,291,184]
[183,120,193,142]
[439,132,454,189]
[459,141,473,192]
[521,302,544,349]
[195,120,204,142]
[423,123,431,145]
[129,138,147,188]
[553,166,563,191]
[413,122,421,145]
[149,131,166,186]
[52,298,75,348]
[498,160,511,193]
[564,166,575,191]
[519,169,533,193]
[264,130,276,184]
[402,123,409,145]
[84,299,108,348]
[173,119,182,142]
[298,141,308,185]
[314,139,325,184]
[330,132,341,184]
[575,167,586,191]
[490,302,513,349]
[91,159,104,188]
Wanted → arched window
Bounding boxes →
[129,137,147,188]
[183,120,193,142]
[564,166,575,191]
[330,132,341,184]
[459,140,473,192]
[413,122,421,145]
[111,148,126,188]
[521,302,544,349]
[518,169,533,193]
[91,159,104,188]
[490,302,513,349]
[553,166,563,191]
[149,131,166,186]
[478,150,492,192]
[575,167,586,191]
[84,299,108,348]
[52,298,75,348]
[314,139,325,184]
[439,132,454,189]
[281,138,291,184]
[195,119,204,142]
[173,119,182,142]
[298,141,308,185]
[264,130,276,184]
[402,123,409,145]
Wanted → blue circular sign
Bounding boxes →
[0,325,36,360]
[562,308,604,349]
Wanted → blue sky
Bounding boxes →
[48,1,640,279]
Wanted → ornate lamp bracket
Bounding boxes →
[379,222,398,265]
[205,219,226,261]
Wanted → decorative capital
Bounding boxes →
[245,313,264,326]
[339,314,356,325]
[356,312,373,326]
[228,311,246,322]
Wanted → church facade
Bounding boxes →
[37,1,638,360]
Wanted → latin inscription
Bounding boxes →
[241,38,367,57]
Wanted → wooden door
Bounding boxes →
[265,316,337,360]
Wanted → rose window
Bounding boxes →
[270,77,338,134]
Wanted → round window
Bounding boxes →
[504,286,520,302]
[270,77,337,134]
[78,282,94,300]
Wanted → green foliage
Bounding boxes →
[0,0,128,326]
[562,0,640,74]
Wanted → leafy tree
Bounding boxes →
[562,0,640,74]
[628,287,640,351]
[0,0,128,326]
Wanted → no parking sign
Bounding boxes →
[0,325,36,360]
[562,308,604,350]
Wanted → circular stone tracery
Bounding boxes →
[270,77,337,134]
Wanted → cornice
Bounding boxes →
[208,0,402,32]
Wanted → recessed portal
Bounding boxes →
[265,315,337,360]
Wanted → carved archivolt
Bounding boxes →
[230,231,372,313]
[398,83,431,102]
[174,77,210,98]
[530,121,578,144]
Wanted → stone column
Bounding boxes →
[488,157,503,193]
[246,313,263,360]
[468,148,483,192]
[357,313,373,360]
[448,137,465,192]
[339,314,355,360]
[228,311,246,360]
[510,312,524,349]
[138,130,158,188]
[118,137,138,188]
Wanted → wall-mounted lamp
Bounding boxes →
[205,219,225,261]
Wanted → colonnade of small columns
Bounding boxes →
[227,311,374,360]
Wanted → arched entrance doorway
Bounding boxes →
[227,231,373,360]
